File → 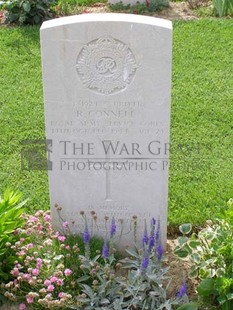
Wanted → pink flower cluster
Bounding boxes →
[3,211,76,309]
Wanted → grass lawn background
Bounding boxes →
[0,19,232,230]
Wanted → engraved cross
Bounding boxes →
[105,149,112,201]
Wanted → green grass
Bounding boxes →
[0,27,48,210]
[169,19,233,227]
[0,19,232,229]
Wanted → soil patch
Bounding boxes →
[75,1,198,20]
[166,239,198,299]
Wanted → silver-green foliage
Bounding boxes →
[175,199,233,309]
[74,247,188,310]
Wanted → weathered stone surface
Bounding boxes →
[40,13,172,248]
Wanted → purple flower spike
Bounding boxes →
[83,227,90,244]
[155,220,160,242]
[149,218,156,252]
[102,241,109,259]
[142,223,149,246]
[151,218,156,226]
[110,217,116,238]
[148,235,155,252]
[177,282,187,299]
[141,255,149,272]
[156,243,163,260]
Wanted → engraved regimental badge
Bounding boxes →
[76,35,137,95]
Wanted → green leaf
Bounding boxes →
[179,223,192,235]
[217,296,227,305]
[81,284,95,299]
[147,274,161,281]
[53,255,63,260]
[0,248,6,256]
[190,266,198,278]
[92,254,101,262]
[216,268,225,277]
[178,236,189,246]
[201,230,215,240]
[76,275,90,283]
[189,240,201,248]
[190,253,201,263]
[174,248,189,258]
[215,277,233,292]
[36,4,47,12]
[199,268,213,278]
[22,2,31,13]
[33,15,41,24]
[125,248,139,259]
[100,298,110,305]
[177,302,198,310]
[197,278,215,297]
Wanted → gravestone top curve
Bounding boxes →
[40,13,172,30]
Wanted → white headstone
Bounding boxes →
[40,14,172,249]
